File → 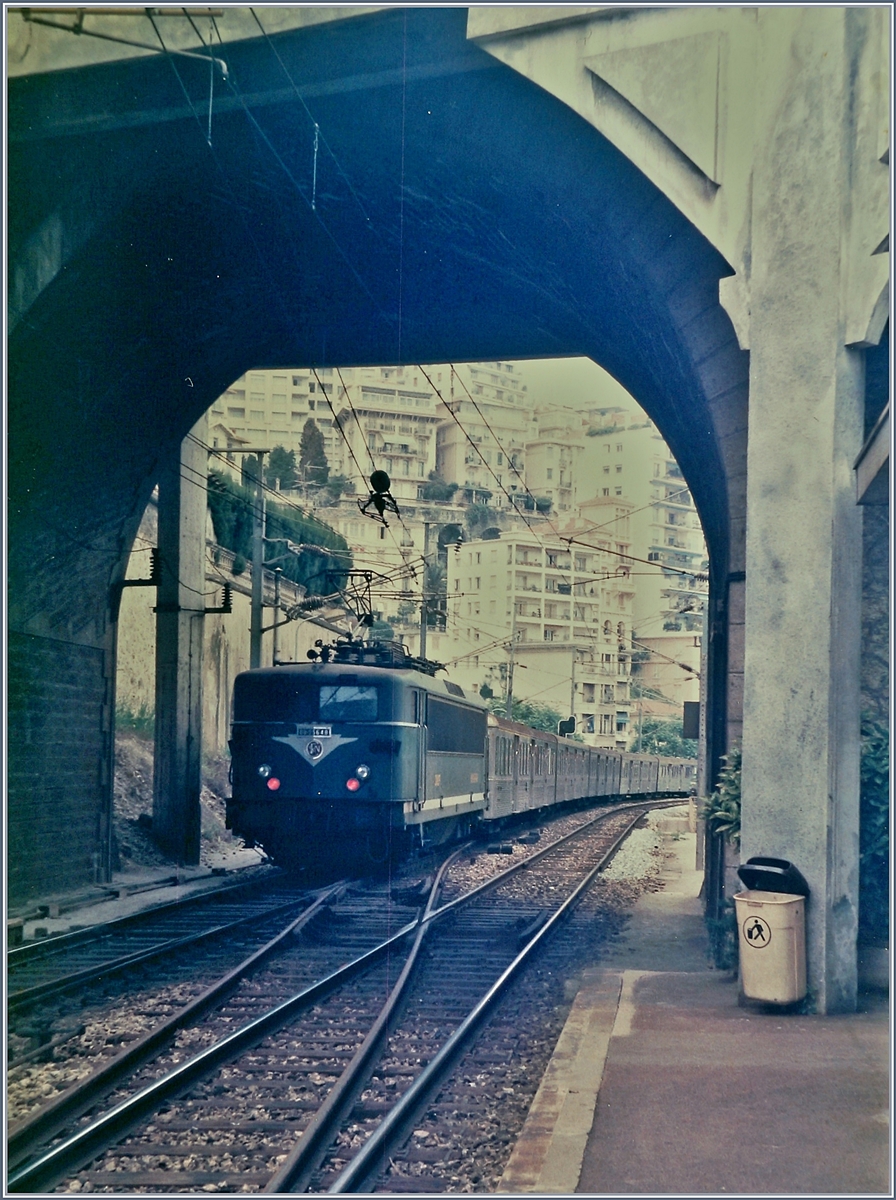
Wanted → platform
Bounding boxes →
[7,847,269,941]
[499,824,890,1195]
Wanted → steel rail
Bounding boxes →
[263,853,460,1193]
[6,882,346,1178]
[327,810,646,1193]
[421,797,678,931]
[8,891,313,1012]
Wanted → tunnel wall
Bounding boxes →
[8,634,113,902]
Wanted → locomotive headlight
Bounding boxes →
[257,764,272,779]
[345,777,361,792]
[355,764,371,780]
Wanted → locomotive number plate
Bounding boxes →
[295,726,332,738]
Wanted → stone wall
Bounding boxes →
[8,633,111,903]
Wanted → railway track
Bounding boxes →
[7,798,678,1194]
[8,875,314,1013]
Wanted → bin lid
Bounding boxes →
[736,856,809,897]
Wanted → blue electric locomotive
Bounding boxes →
[227,646,489,871]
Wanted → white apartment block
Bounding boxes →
[330,377,441,504]
[434,362,534,509]
[209,367,342,477]
[578,408,707,709]
[446,527,634,749]
[524,407,584,514]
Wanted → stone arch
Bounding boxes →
[8,7,747,901]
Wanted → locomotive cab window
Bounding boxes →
[233,675,317,722]
[319,685,378,722]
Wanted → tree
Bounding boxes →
[299,419,329,486]
[420,472,459,502]
[266,446,297,491]
[465,503,492,536]
[629,715,697,758]
[488,696,564,733]
[320,474,353,505]
[423,561,447,629]
[241,453,261,486]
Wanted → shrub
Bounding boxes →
[631,715,697,758]
[116,702,154,738]
[702,745,741,848]
[207,470,351,595]
[487,696,564,733]
[860,716,889,942]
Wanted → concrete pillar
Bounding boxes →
[741,11,864,1013]
[152,415,208,863]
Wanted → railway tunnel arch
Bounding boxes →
[8,6,747,905]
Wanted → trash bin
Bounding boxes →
[734,858,809,1005]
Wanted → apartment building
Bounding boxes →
[524,407,584,514]
[434,362,534,509]
[579,409,707,708]
[209,368,342,473]
[330,376,442,504]
[446,528,634,749]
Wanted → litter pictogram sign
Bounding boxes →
[742,914,772,948]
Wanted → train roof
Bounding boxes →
[235,662,489,707]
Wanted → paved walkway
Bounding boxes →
[499,822,890,1195]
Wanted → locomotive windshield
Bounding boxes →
[234,675,379,723]
[319,685,378,722]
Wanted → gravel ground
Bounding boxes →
[601,812,666,880]
[114,731,239,871]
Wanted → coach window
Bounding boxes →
[519,741,530,777]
